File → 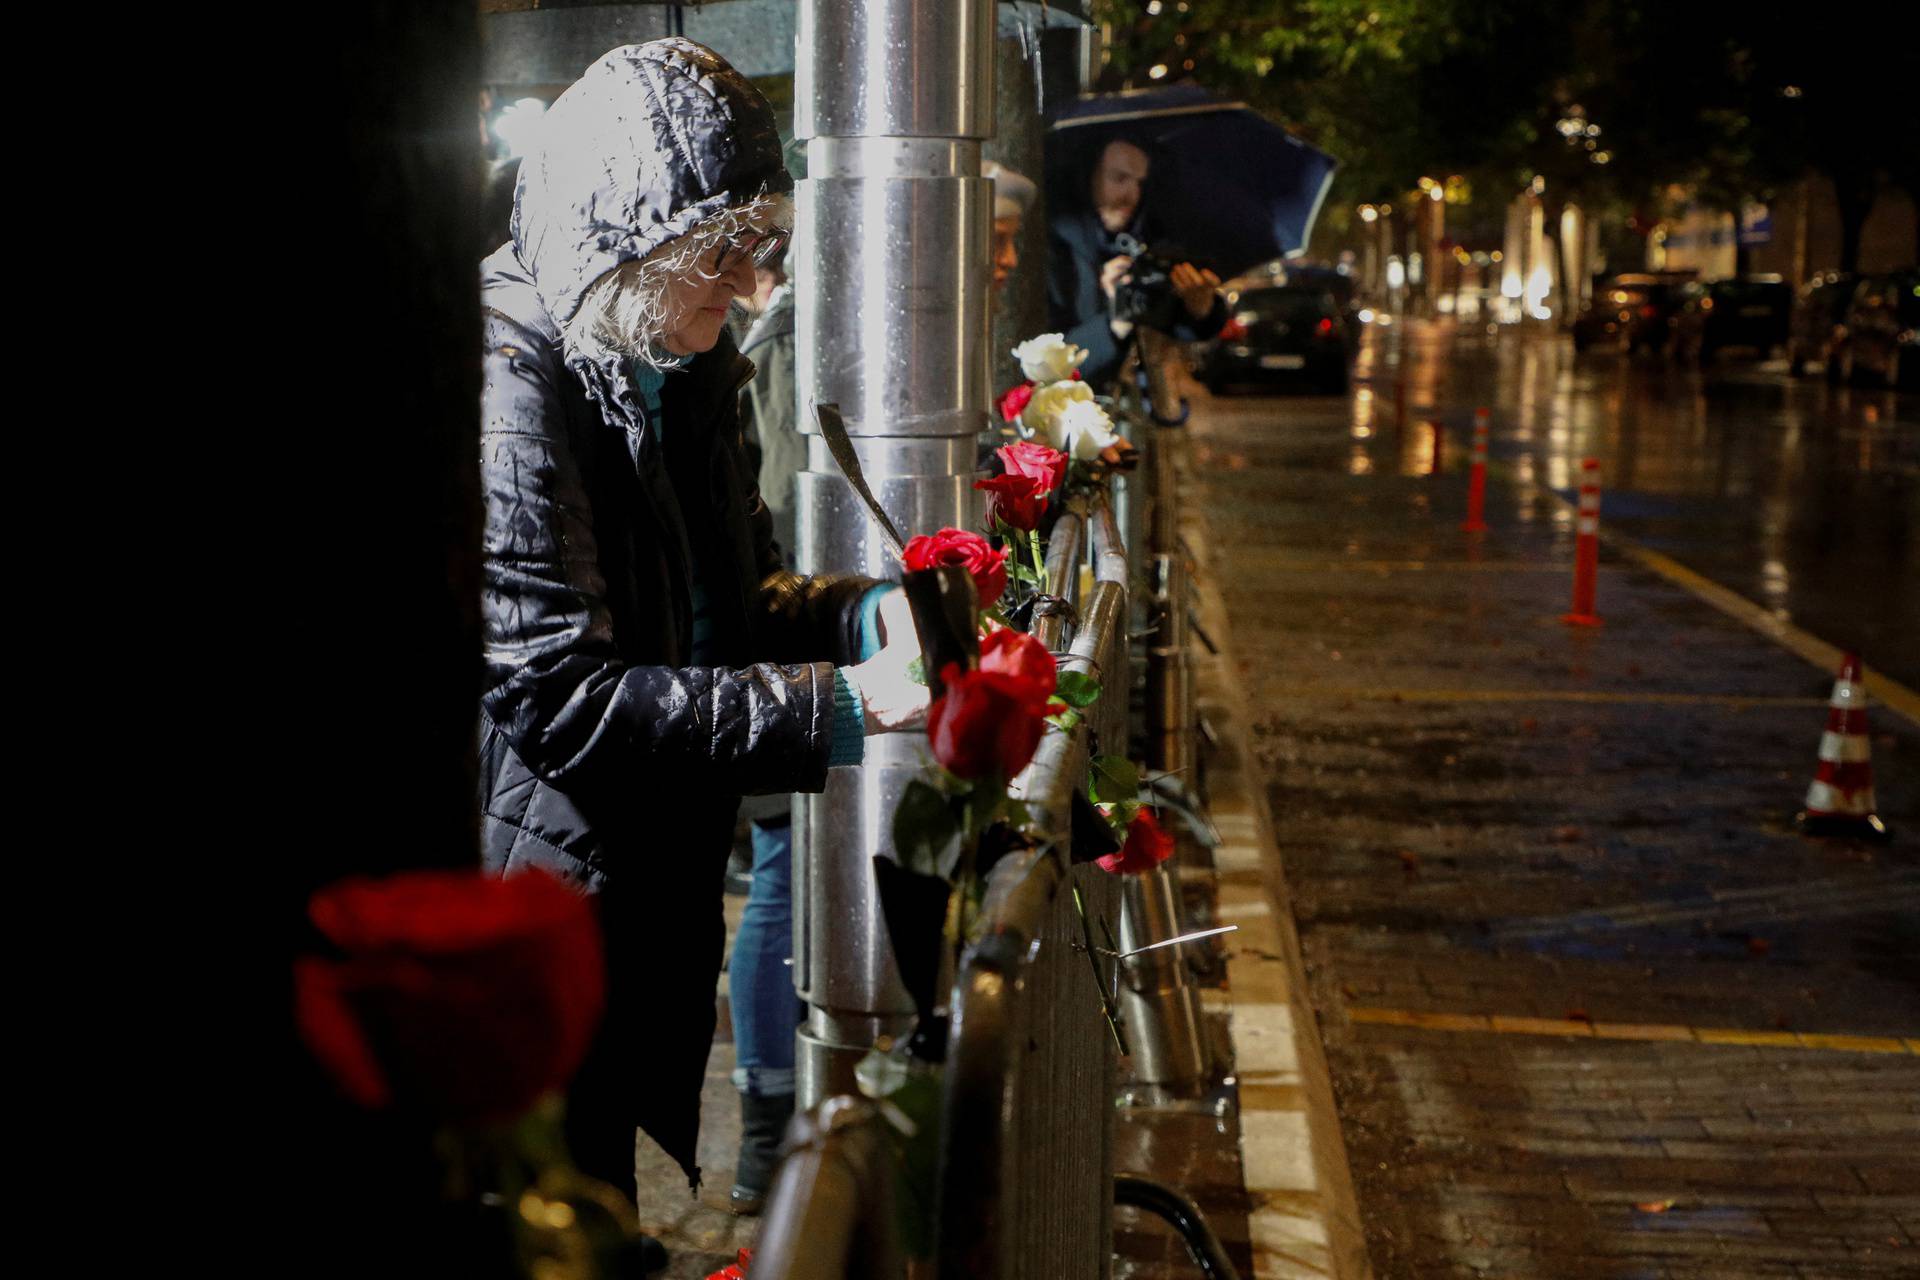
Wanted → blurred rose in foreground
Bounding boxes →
[295,869,604,1122]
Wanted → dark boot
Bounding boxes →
[728,1091,795,1215]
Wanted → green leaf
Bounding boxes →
[1089,755,1140,806]
[904,655,927,687]
[892,779,962,879]
[1045,708,1083,733]
[884,1066,945,1259]
[1054,670,1102,708]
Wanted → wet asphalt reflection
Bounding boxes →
[1373,322,1918,687]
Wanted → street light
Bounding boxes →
[1359,204,1378,223]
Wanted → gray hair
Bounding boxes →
[566,192,793,368]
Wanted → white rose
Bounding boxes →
[1020,379,1096,450]
[1057,398,1120,461]
[1011,333,1089,385]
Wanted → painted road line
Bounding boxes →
[1483,457,1920,728]
[1491,870,1920,939]
[1248,686,1828,709]
[1226,557,1574,573]
[1618,541,1920,727]
[1347,1006,1917,1055]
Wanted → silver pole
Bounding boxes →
[792,0,995,1105]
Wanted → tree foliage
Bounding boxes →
[1093,0,1919,262]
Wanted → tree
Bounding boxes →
[1094,1,1918,271]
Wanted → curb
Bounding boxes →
[1178,438,1376,1280]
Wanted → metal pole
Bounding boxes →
[792,0,996,1106]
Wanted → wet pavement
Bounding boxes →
[1188,320,1919,1278]
[1376,322,1918,687]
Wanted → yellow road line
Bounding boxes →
[1479,456,1920,728]
[1347,1005,1916,1055]
[1613,541,1920,728]
[1228,557,1569,573]
[1250,686,1828,708]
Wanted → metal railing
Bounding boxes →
[938,491,1129,1280]
[749,1097,903,1280]
[754,484,1132,1280]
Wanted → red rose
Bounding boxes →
[294,869,604,1122]
[996,441,1070,495]
[928,662,1053,780]
[903,528,1008,608]
[997,381,1035,423]
[974,473,1049,533]
[978,625,1057,701]
[1097,808,1175,875]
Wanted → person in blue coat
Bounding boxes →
[1046,137,1229,388]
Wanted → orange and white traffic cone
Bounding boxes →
[1796,653,1891,841]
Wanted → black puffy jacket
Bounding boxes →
[476,38,873,1188]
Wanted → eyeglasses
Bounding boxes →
[714,228,791,275]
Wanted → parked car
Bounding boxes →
[1787,272,1857,378]
[1202,285,1350,394]
[1833,271,1919,389]
[1240,261,1366,341]
[1571,274,1685,354]
[1670,276,1793,365]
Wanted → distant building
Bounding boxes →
[1650,174,1916,283]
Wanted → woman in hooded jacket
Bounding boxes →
[476,38,925,1230]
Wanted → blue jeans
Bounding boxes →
[730,816,803,1097]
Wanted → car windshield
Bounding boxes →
[1244,289,1333,322]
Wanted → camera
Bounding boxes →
[1109,233,1186,330]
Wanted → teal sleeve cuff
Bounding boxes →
[829,669,866,767]
[857,585,896,661]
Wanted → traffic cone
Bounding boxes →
[1796,653,1891,841]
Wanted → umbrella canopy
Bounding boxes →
[1047,83,1338,278]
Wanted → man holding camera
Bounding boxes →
[1048,138,1228,388]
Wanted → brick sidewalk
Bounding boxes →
[1186,374,1919,1279]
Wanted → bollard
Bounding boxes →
[1427,419,1444,476]
[1461,407,1490,532]
[1562,458,1603,627]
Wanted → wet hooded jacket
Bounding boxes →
[476,39,874,1188]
